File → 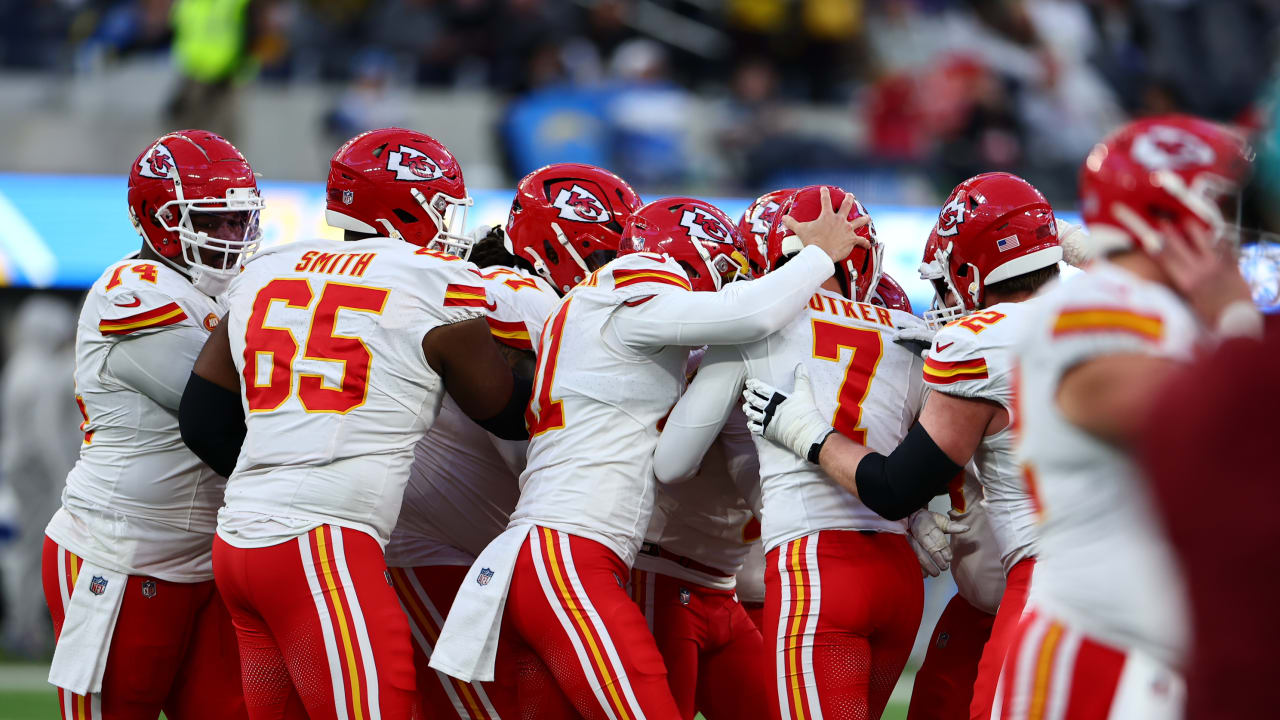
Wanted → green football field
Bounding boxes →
[0,663,911,719]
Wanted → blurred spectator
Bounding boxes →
[166,0,255,141]
[604,38,692,187]
[324,50,408,145]
[0,295,78,658]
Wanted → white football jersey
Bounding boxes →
[1018,263,1201,667]
[924,300,1042,572]
[741,288,927,552]
[509,253,694,565]
[509,246,835,566]
[217,238,489,549]
[636,411,759,591]
[385,266,558,568]
[45,257,224,581]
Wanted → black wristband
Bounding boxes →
[807,429,835,464]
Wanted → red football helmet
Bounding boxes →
[127,130,263,296]
[871,273,913,314]
[920,172,1060,329]
[766,185,881,302]
[505,163,642,294]
[737,188,796,277]
[325,127,473,256]
[619,197,749,292]
[1080,114,1252,255]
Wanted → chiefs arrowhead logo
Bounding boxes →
[748,200,781,237]
[551,184,609,223]
[1131,126,1215,171]
[935,193,969,238]
[138,143,177,180]
[680,207,732,245]
[386,145,444,181]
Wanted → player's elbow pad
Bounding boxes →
[854,423,961,521]
[179,373,246,478]
[474,374,532,441]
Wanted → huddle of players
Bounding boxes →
[41,112,1259,720]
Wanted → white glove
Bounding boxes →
[891,324,936,359]
[1056,218,1094,268]
[907,510,971,577]
[742,364,834,463]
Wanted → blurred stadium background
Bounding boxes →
[0,1,1279,717]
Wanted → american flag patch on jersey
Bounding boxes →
[996,235,1020,252]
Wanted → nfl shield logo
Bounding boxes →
[90,576,108,596]
[679,587,691,606]
[141,580,157,599]
[342,189,354,205]
[476,568,494,586]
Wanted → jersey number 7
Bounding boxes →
[811,320,883,445]
[243,279,389,413]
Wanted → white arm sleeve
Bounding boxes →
[718,406,762,515]
[104,325,207,411]
[611,246,833,349]
[652,345,746,484]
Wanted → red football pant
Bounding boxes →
[993,608,1184,719]
[971,558,1034,720]
[503,527,682,720]
[907,593,997,720]
[388,564,510,719]
[42,536,246,720]
[629,568,770,719]
[766,530,923,720]
[213,526,417,720]
[742,601,766,636]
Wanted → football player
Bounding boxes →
[430,190,864,719]
[43,130,260,720]
[745,173,1066,720]
[654,185,930,720]
[384,162,642,718]
[178,127,532,720]
[993,115,1259,719]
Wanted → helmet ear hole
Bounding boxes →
[542,239,560,265]
[676,260,701,281]
[393,208,419,224]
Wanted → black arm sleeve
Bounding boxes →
[179,373,246,477]
[854,423,962,521]
[473,374,533,441]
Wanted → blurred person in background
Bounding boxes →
[0,295,79,658]
[997,114,1259,720]
[606,38,692,188]
[167,0,255,141]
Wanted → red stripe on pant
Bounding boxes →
[628,568,770,720]
[388,565,507,719]
[212,527,416,720]
[906,592,997,720]
[970,558,1035,720]
[502,526,681,720]
[766,530,924,720]
[41,536,246,720]
[996,609,1130,720]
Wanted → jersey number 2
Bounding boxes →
[243,279,390,413]
[811,320,884,445]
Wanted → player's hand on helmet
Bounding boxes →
[892,324,936,359]
[1055,218,1094,268]
[781,186,870,263]
[907,509,970,577]
[1155,219,1261,337]
[742,364,834,463]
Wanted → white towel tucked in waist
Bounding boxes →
[429,523,531,683]
[48,563,127,695]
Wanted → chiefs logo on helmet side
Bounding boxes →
[680,207,732,245]
[749,201,781,237]
[386,145,444,181]
[550,183,610,223]
[1131,125,1216,171]
[935,192,976,238]
[138,143,177,180]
